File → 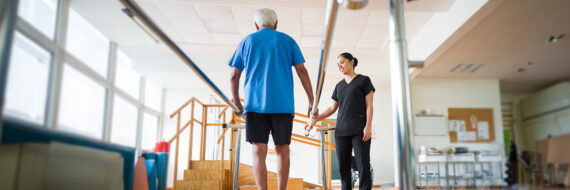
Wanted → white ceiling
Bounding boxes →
[70,0,488,94]
[415,0,570,93]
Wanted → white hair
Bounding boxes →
[254,8,278,28]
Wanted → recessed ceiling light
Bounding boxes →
[548,34,565,43]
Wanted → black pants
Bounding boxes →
[335,134,371,190]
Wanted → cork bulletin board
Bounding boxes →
[448,108,495,143]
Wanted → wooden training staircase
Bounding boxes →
[176,160,322,190]
[168,97,336,190]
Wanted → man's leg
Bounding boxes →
[246,113,271,190]
[275,144,290,190]
[269,113,294,190]
[252,143,268,190]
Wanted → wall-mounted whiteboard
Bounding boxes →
[414,115,446,136]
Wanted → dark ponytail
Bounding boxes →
[339,52,358,68]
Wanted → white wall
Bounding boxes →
[410,78,506,157]
[502,83,570,151]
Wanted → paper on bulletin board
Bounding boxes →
[477,121,490,140]
[448,120,466,132]
[457,131,476,142]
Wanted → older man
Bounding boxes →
[229,8,314,190]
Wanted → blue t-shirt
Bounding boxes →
[229,28,305,115]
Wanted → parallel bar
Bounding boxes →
[389,0,416,189]
[119,0,240,113]
[232,128,242,190]
[308,0,340,128]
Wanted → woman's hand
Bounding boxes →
[362,125,372,141]
[304,112,319,132]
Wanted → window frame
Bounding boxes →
[6,0,164,150]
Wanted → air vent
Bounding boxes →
[449,63,484,73]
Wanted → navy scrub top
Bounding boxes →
[332,74,375,137]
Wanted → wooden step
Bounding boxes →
[176,179,221,190]
[189,160,231,170]
[239,178,304,190]
[239,184,257,190]
[184,169,229,180]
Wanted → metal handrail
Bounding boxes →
[119,0,241,114]
[308,0,340,133]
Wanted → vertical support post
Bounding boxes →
[327,132,332,189]
[232,128,242,190]
[0,0,19,140]
[173,112,181,190]
[389,0,416,189]
[200,106,206,160]
[203,106,208,160]
[221,112,226,167]
[229,127,237,189]
[187,100,194,169]
[320,131,328,190]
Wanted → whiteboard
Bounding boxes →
[414,115,446,136]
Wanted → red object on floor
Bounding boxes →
[133,157,149,190]
[153,141,169,153]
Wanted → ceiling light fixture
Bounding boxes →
[470,64,484,73]
[460,63,473,72]
[548,34,565,43]
[517,68,526,73]
[449,63,463,72]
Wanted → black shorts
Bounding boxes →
[245,112,294,145]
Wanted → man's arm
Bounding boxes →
[230,68,243,116]
[294,63,314,115]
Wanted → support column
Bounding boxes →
[389,0,416,189]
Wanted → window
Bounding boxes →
[141,113,158,150]
[144,80,162,111]
[111,95,139,147]
[115,50,140,99]
[4,32,51,124]
[65,8,109,77]
[18,0,58,39]
[58,64,106,139]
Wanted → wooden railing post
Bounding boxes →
[200,106,208,160]
[187,100,195,169]
[203,106,208,160]
[173,112,181,190]
[221,111,226,167]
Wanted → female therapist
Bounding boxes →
[306,52,375,190]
